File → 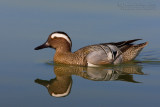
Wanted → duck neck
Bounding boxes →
[55,45,72,54]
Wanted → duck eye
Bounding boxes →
[51,36,57,39]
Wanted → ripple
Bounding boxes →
[136,49,160,65]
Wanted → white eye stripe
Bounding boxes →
[51,82,72,97]
[51,33,71,45]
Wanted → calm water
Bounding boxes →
[1,0,160,107]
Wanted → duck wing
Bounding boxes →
[100,39,142,52]
[109,39,142,47]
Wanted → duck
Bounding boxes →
[34,31,148,66]
[35,64,143,97]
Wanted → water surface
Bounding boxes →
[0,0,160,107]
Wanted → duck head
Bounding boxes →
[34,31,72,51]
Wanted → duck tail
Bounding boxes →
[122,41,148,62]
[134,41,149,48]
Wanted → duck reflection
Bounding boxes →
[35,64,144,97]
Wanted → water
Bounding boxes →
[0,0,160,107]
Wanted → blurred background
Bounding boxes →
[0,0,160,107]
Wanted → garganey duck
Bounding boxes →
[35,31,148,66]
[35,64,143,97]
